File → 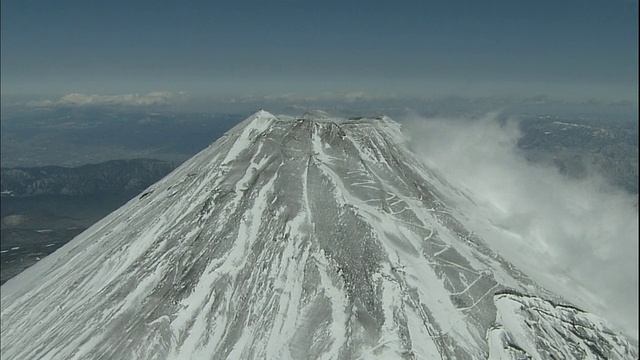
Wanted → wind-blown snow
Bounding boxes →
[1,110,637,359]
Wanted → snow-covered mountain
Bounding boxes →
[1,110,637,359]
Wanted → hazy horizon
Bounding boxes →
[2,0,638,114]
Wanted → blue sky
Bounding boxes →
[1,0,638,108]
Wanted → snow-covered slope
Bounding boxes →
[1,110,637,359]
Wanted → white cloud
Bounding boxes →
[229,91,400,104]
[404,112,638,339]
[26,91,186,108]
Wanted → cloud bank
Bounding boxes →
[26,91,187,108]
[11,90,635,120]
[404,113,638,339]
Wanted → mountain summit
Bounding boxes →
[1,110,637,359]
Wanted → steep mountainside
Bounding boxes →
[1,110,636,359]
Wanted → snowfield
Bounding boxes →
[1,110,637,359]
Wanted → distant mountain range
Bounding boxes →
[1,158,175,196]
